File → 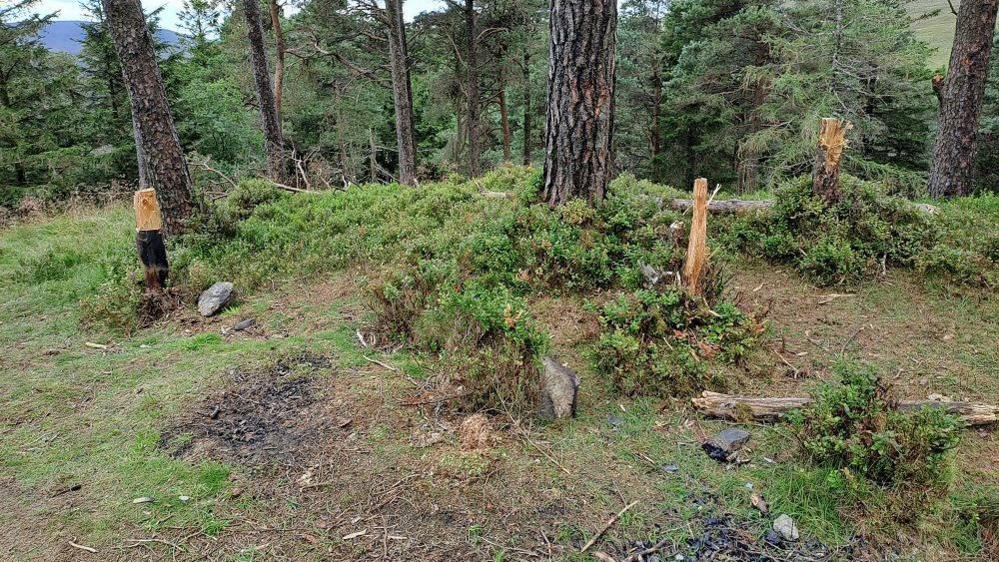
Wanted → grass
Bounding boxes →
[1,172,997,560]
[909,0,957,69]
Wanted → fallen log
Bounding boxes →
[692,391,998,427]
[669,199,938,215]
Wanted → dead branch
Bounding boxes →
[692,391,999,426]
[580,501,640,553]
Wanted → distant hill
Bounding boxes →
[38,20,183,56]
[909,0,957,68]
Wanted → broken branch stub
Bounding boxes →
[812,118,850,203]
[682,178,709,297]
[692,391,999,427]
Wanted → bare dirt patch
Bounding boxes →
[161,352,345,468]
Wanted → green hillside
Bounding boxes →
[910,0,956,68]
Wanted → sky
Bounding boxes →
[35,0,446,30]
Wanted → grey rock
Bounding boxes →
[539,356,579,420]
[661,464,680,474]
[198,282,234,317]
[702,427,751,462]
[773,514,799,541]
[234,318,255,331]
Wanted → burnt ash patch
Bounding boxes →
[162,352,340,467]
[607,514,851,562]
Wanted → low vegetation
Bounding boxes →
[3,172,998,559]
[724,175,999,287]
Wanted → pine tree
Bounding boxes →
[542,0,618,206]
[103,0,197,234]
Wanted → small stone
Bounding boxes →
[701,427,751,462]
[178,495,191,502]
[132,496,154,504]
[773,514,799,541]
[234,318,255,331]
[538,356,579,420]
[197,282,234,317]
[661,464,680,474]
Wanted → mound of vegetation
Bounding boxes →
[725,175,998,287]
[594,288,761,397]
[84,168,763,413]
[788,364,963,523]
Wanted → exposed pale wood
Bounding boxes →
[813,117,849,203]
[669,198,938,215]
[692,391,999,427]
[133,188,162,232]
[682,178,709,296]
[134,189,167,292]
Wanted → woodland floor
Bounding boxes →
[1,206,996,561]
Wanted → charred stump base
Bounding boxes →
[136,230,169,291]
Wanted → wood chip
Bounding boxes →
[69,541,97,553]
[751,493,769,515]
[342,530,367,540]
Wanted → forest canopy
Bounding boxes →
[1,0,996,208]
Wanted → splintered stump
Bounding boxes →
[682,178,709,297]
[134,188,169,292]
[812,117,849,203]
[692,391,999,427]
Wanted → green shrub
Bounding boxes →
[79,249,144,335]
[788,363,962,489]
[726,175,936,285]
[592,288,760,397]
[725,175,998,288]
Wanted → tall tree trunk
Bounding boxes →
[499,81,512,162]
[736,84,767,193]
[464,0,482,177]
[521,48,533,165]
[131,105,149,189]
[369,128,379,182]
[542,0,617,207]
[928,0,998,197]
[103,0,195,234]
[385,0,418,186]
[242,0,285,182]
[650,67,662,163]
[268,0,286,135]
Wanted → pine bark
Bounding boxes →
[928,0,998,197]
[242,0,286,182]
[499,82,512,162]
[521,48,533,165]
[542,0,617,207]
[268,0,286,133]
[386,0,418,186]
[464,0,482,177]
[103,0,195,235]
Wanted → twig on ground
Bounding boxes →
[623,537,674,561]
[364,356,400,372]
[580,501,639,553]
[69,541,97,553]
[124,538,184,551]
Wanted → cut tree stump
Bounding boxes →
[682,178,709,297]
[692,391,999,427]
[134,188,168,292]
